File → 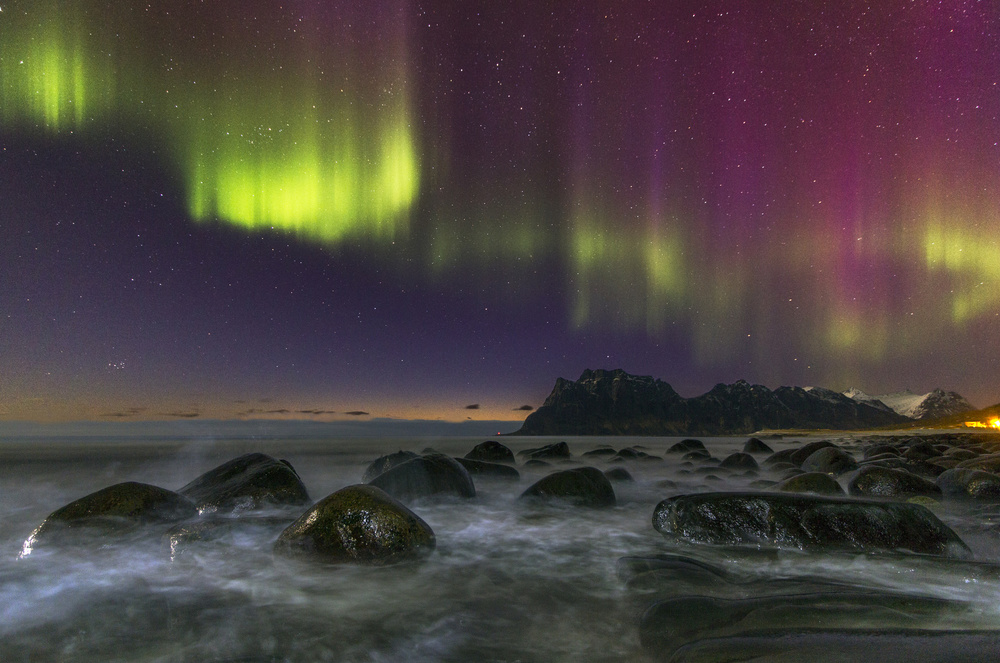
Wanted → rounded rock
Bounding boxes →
[849,465,943,500]
[274,485,435,565]
[801,447,859,476]
[464,440,515,464]
[520,467,616,507]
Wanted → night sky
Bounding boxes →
[2,0,999,423]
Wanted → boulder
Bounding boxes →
[639,592,971,657]
[743,437,774,454]
[582,447,617,457]
[789,440,837,467]
[464,440,515,464]
[763,449,798,467]
[719,452,759,470]
[368,454,475,502]
[178,453,310,514]
[863,443,901,459]
[849,466,943,500]
[164,516,292,561]
[682,450,712,461]
[937,468,1000,500]
[775,472,844,496]
[652,492,971,558]
[801,447,859,475]
[668,439,706,454]
[274,485,435,565]
[957,453,1000,473]
[656,630,1000,663]
[604,467,634,483]
[520,467,616,507]
[361,450,420,482]
[454,457,521,480]
[20,482,197,558]
[613,448,641,460]
[517,441,571,460]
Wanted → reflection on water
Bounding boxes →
[2,435,1000,662]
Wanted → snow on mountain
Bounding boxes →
[840,387,896,414]
[847,388,976,420]
[875,391,928,419]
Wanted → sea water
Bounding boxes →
[2,432,1000,662]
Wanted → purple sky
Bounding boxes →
[2,0,999,422]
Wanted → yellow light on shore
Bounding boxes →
[965,418,1000,429]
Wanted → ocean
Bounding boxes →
[2,429,1000,662]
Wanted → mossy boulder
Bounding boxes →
[178,453,310,514]
[652,491,971,558]
[937,468,1000,500]
[848,465,942,501]
[464,440,516,464]
[20,482,197,558]
[368,454,475,502]
[775,472,844,496]
[362,450,420,482]
[801,447,859,476]
[520,466,616,507]
[274,485,435,565]
[789,440,837,467]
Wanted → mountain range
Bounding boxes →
[514,369,975,436]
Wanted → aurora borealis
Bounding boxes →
[2,0,999,423]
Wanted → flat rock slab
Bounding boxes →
[640,592,978,657]
[653,492,971,558]
[662,630,1000,663]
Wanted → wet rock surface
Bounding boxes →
[849,465,943,500]
[464,440,516,464]
[519,466,616,507]
[361,450,420,482]
[274,484,435,565]
[639,591,979,658]
[652,491,972,558]
[454,457,521,480]
[937,467,1000,500]
[20,482,197,557]
[178,453,311,514]
[517,441,571,460]
[774,471,845,495]
[801,446,859,475]
[367,454,476,503]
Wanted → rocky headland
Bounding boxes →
[515,368,975,435]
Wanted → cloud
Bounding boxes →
[514,404,534,411]
[344,410,370,416]
[98,406,147,418]
[464,403,480,410]
[297,409,337,415]
[160,411,201,418]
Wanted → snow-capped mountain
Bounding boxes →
[839,387,897,414]
[846,388,974,420]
